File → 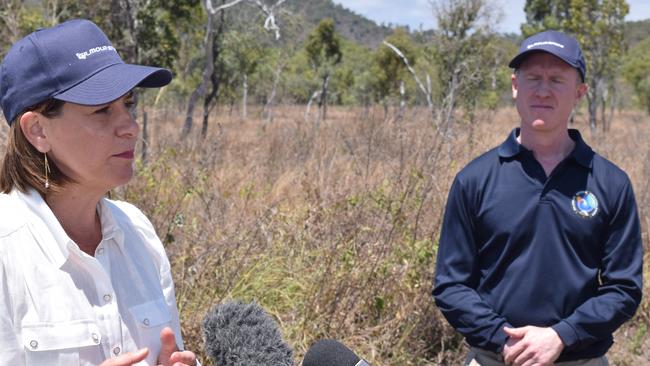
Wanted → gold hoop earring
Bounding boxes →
[44,153,51,189]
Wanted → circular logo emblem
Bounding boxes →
[572,191,599,218]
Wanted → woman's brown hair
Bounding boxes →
[0,99,72,195]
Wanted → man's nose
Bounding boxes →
[534,80,551,97]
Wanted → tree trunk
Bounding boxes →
[305,90,320,122]
[398,80,406,118]
[263,60,284,123]
[242,73,248,120]
[202,68,221,139]
[201,11,226,139]
[182,12,215,139]
[606,85,617,132]
[318,72,330,123]
[438,69,459,133]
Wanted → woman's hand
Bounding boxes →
[99,348,149,366]
[157,327,197,366]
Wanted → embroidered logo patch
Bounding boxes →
[572,191,599,218]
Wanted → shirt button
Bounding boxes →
[143,318,150,326]
[29,340,38,349]
[96,248,104,255]
[92,333,100,344]
[113,346,121,355]
[103,294,112,303]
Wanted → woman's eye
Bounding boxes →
[94,106,110,114]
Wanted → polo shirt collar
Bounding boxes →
[567,129,594,168]
[497,128,523,158]
[498,128,593,168]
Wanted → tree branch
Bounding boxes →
[205,0,246,15]
[251,0,287,39]
[382,40,433,110]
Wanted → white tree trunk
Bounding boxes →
[242,73,248,120]
[305,90,321,122]
[399,80,406,116]
[263,60,284,123]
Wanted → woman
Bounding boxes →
[0,19,197,366]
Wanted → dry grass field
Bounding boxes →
[2,104,648,365]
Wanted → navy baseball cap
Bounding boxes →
[509,30,586,82]
[0,19,172,125]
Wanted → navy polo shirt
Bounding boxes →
[433,128,643,361]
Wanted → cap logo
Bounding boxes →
[527,41,564,50]
[571,191,598,218]
[76,45,115,60]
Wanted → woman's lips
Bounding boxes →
[113,150,135,159]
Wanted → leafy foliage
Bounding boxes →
[522,0,629,131]
[372,29,417,104]
[305,17,342,69]
[622,38,650,114]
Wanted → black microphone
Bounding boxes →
[202,300,293,366]
[303,339,371,366]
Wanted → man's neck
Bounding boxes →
[517,127,575,176]
[45,187,103,256]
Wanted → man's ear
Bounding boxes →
[511,73,518,99]
[576,83,588,100]
[19,111,50,153]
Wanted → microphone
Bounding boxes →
[303,339,371,366]
[202,300,293,366]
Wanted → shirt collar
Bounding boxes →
[498,128,594,168]
[12,189,126,267]
[97,197,126,253]
[497,128,524,158]
[13,188,71,268]
[567,129,594,168]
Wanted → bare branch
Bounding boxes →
[206,0,285,39]
[251,0,287,40]
[382,40,433,110]
[205,0,246,15]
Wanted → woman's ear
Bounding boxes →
[19,111,50,153]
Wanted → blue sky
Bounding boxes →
[331,0,650,34]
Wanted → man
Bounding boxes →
[432,30,643,366]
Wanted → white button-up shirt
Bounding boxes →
[0,189,185,365]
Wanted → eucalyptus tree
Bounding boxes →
[305,17,342,123]
[431,0,502,131]
[182,0,287,138]
[373,29,419,118]
[622,38,650,114]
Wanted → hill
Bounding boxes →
[625,19,650,47]
[283,0,393,47]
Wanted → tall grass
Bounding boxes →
[113,104,649,365]
[3,103,645,365]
